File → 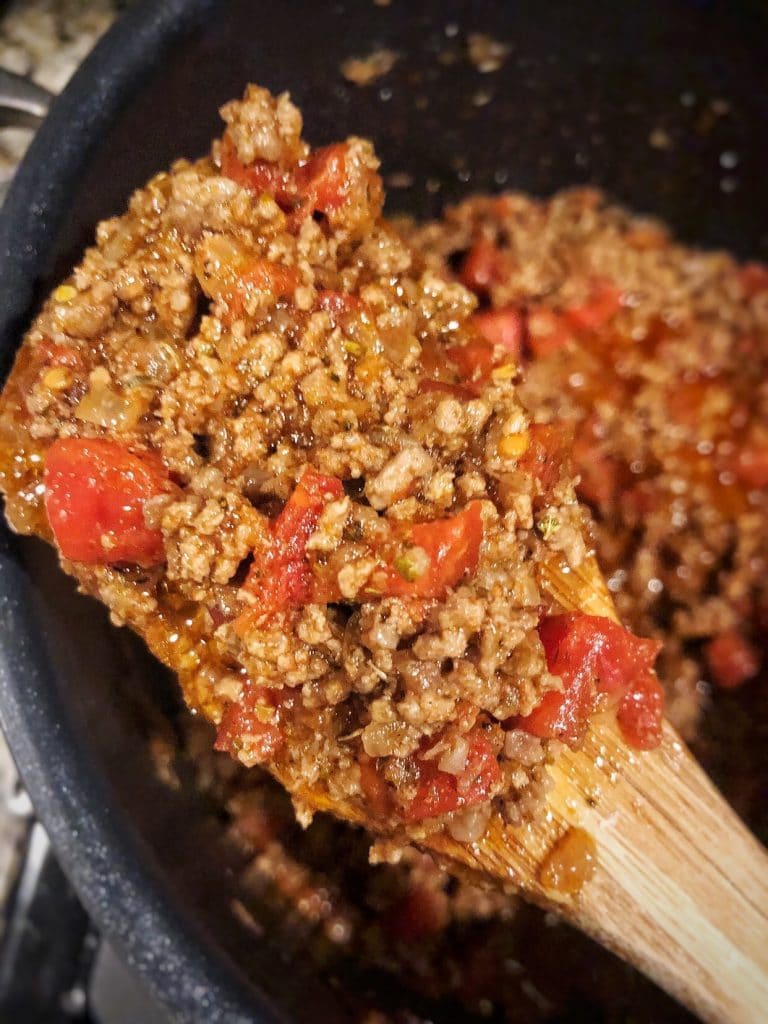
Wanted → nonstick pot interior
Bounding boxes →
[0,1,767,1021]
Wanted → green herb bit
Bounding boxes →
[537,511,561,540]
[394,545,430,582]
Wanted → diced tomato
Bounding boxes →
[705,630,760,689]
[271,468,345,559]
[616,671,664,750]
[472,308,525,360]
[409,755,455,807]
[237,466,344,626]
[516,678,595,744]
[36,338,83,370]
[295,143,349,214]
[418,378,475,401]
[315,290,366,318]
[440,310,523,390]
[729,431,768,489]
[308,502,483,605]
[220,136,358,228]
[386,884,447,942]
[445,339,496,387]
[219,135,296,206]
[739,262,768,297]
[359,754,394,818]
[515,613,662,748]
[517,423,572,495]
[572,422,620,507]
[541,613,661,699]
[380,502,483,600]
[577,455,620,507]
[214,683,284,764]
[404,730,501,822]
[237,259,298,296]
[44,438,172,566]
[515,616,597,743]
[566,280,622,331]
[224,258,299,321]
[619,480,659,526]
[460,237,507,294]
[526,307,573,358]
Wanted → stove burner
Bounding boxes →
[0,819,171,1023]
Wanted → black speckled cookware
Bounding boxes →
[0,1,766,1020]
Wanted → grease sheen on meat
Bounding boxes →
[0,86,661,842]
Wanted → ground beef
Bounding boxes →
[1,80,763,1024]
[0,86,654,843]
[404,189,767,740]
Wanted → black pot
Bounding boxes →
[0,1,766,1021]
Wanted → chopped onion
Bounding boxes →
[447,801,492,843]
[194,234,244,300]
[75,373,150,430]
[145,338,181,381]
[504,728,545,767]
[362,720,408,758]
[437,734,470,775]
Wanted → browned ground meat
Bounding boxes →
[151,186,765,1024]
[0,82,764,1024]
[404,189,767,739]
[0,85,651,845]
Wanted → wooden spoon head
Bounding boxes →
[284,551,640,901]
[285,552,768,1024]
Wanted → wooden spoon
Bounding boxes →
[286,553,768,1024]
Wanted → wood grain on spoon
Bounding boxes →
[292,553,768,1024]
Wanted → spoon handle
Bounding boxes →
[423,555,768,1024]
[570,720,768,1024]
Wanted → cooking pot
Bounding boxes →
[0,1,766,1020]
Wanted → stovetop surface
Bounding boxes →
[0,820,171,1023]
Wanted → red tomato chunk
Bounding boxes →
[472,308,525,360]
[44,438,171,566]
[460,237,508,294]
[705,630,760,690]
[572,419,620,508]
[380,502,484,601]
[404,730,501,822]
[239,467,344,624]
[526,307,573,358]
[220,134,352,224]
[445,339,496,389]
[219,134,296,207]
[224,258,299,321]
[517,423,572,495]
[215,683,284,764]
[565,280,622,331]
[294,143,350,213]
[515,612,663,749]
[616,671,665,751]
